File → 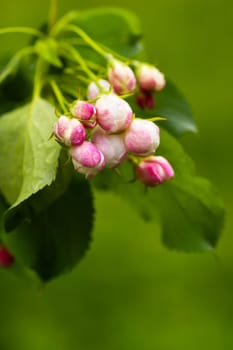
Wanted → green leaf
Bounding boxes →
[93,131,224,252]
[4,151,72,232]
[0,97,60,206]
[128,80,197,137]
[35,38,63,68]
[65,8,144,59]
[159,177,224,251]
[4,179,94,282]
[153,131,224,251]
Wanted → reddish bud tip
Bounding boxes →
[0,246,14,268]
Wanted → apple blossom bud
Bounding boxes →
[0,246,14,268]
[71,101,96,128]
[53,116,86,146]
[91,127,127,168]
[108,59,136,95]
[95,94,133,133]
[71,100,96,120]
[70,141,105,178]
[135,156,174,187]
[136,64,166,92]
[125,118,160,156]
[87,79,111,100]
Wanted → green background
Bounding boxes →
[0,0,232,349]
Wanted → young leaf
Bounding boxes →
[128,80,197,137]
[4,179,94,282]
[0,97,60,206]
[35,38,63,68]
[93,130,224,252]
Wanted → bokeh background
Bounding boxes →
[0,0,233,349]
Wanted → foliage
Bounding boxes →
[0,6,224,282]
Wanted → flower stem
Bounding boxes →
[33,58,45,100]
[0,27,43,38]
[50,80,68,112]
[48,0,58,31]
[128,154,140,165]
[50,11,80,36]
[60,42,101,85]
[59,24,110,59]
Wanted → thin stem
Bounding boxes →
[0,27,43,38]
[66,57,105,73]
[98,42,131,64]
[64,68,90,83]
[60,42,100,84]
[33,58,44,100]
[50,11,80,36]
[48,0,58,31]
[66,37,132,65]
[128,154,140,165]
[58,24,109,59]
[50,80,68,112]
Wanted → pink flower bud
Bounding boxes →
[125,119,160,156]
[87,79,111,100]
[0,246,14,268]
[71,101,96,128]
[70,141,105,178]
[108,59,136,95]
[135,156,174,187]
[91,127,127,168]
[53,116,86,146]
[136,64,166,92]
[71,100,96,120]
[95,94,133,133]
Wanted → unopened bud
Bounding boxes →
[87,79,111,100]
[70,141,105,178]
[92,127,127,168]
[71,101,96,128]
[0,246,14,268]
[125,118,160,156]
[53,116,86,146]
[108,59,136,95]
[135,156,174,187]
[95,94,133,133]
[136,64,166,92]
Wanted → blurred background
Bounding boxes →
[0,0,233,349]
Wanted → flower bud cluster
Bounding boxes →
[52,58,174,186]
